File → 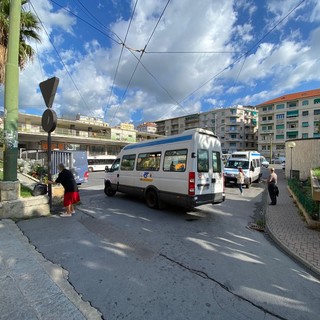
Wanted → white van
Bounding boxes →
[104,128,225,210]
[224,151,262,188]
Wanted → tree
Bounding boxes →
[0,0,41,84]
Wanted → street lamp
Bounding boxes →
[269,134,273,163]
[288,141,296,179]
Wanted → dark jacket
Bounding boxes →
[55,169,78,193]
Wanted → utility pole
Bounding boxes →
[3,0,22,181]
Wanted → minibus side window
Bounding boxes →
[137,152,161,171]
[197,149,209,172]
[121,154,136,170]
[163,149,187,172]
[212,151,221,173]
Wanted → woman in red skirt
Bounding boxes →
[49,163,80,217]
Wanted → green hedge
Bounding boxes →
[288,178,319,220]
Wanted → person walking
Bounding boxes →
[267,167,278,205]
[236,167,245,195]
[48,163,80,217]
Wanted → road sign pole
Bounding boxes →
[47,132,52,210]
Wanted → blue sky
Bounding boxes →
[1,0,320,127]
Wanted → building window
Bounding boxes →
[302,110,309,116]
[287,123,297,129]
[229,142,237,147]
[302,100,309,106]
[288,102,297,108]
[276,124,284,129]
[268,106,273,111]
[302,122,309,127]
[276,135,284,139]
[314,133,320,138]
[286,131,298,139]
[276,114,284,119]
[287,110,299,118]
[262,116,267,121]
[314,99,320,104]
[302,133,308,139]
[314,109,320,115]
[267,125,273,130]
[268,116,273,121]
[276,104,285,109]
[262,107,268,112]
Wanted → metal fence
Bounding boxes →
[288,178,319,220]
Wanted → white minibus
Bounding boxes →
[224,151,262,188]
[104,128,225,210]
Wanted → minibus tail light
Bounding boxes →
[188,172,195,196]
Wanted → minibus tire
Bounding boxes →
[104,184,116,196]
[146,189,159,209]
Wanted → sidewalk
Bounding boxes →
[0,219,102,320]
[265,168,320,277]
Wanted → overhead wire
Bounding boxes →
[29,0,92,115]
[107,0,140,126]
[108,0,173,125]
[49,0,122,45]
[177,0,307,106]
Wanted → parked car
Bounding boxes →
[260,156,269,168]
[261,159,270,168]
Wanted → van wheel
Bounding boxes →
[146,190,159,209]
[88,167,93,172]
[104,184,116,196]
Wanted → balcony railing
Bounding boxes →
[18,124,138,142]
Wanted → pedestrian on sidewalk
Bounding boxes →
[48,163,80,217]
[267,167,278,205]
[236,167,245,196]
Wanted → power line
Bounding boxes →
[29,1,92,114]
[109,0,173,125]
[49,0,122,45]
[107,0,140,126]
[178,0,307,106]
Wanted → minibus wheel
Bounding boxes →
[104,183,116,196]
[146,189,159,209]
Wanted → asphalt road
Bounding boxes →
[17,168,320,320]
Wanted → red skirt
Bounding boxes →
[63,191,80,207]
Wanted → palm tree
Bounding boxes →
[0,0,41,84]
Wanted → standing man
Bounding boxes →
[267,167,278,205]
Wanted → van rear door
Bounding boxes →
[211,150,223,195]
[196,149,223,198]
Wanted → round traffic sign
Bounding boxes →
[41,109,57,133]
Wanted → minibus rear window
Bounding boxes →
[197,149,209,172]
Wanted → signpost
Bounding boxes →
[40,77,59,210]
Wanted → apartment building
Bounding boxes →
[256,88,320,160]
[154,105,258,153]
[136,122,157,134]
[10,113,161,157]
